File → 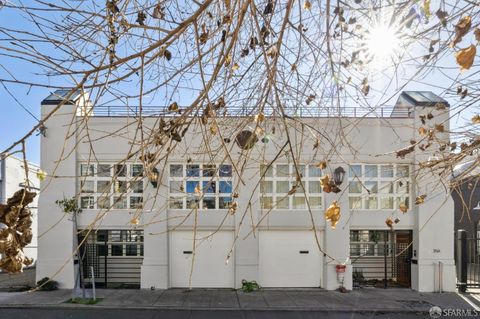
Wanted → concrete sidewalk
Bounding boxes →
[0,287,476,314]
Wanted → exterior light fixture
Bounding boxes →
[148,167,159,188]
[333,166,346,186]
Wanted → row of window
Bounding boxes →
[77,162,412,211]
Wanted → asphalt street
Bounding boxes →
[0,308,430,319]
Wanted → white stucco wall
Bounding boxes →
[37,95,455,291]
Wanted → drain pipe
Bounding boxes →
[439,261,443,293]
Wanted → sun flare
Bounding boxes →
[365,24,400,64]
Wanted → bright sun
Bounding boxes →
[365,24,400,65]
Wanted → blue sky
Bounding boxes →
[0,2,476,165]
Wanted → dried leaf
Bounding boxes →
[435,9,448,28]
[415,194,426,205]
[475,28,480,42]
[361,78,369,96]
[435,124,444,132]
[472,115,480,124]
[455,45,476,71]
[287,185,297,195]
[303,1,311,10]
[224,0,231,11]
[168,102,179,112]
[263,0,274,15]
[163,49,172,61]
[224,54,232,66]
[418,127,427,135]
[422,0,431,18]
[396,145,415,159]
[399,203,408,213]
[316,161,327,169]
[325,201,341,229]
[385,218,394,230]
[254,112,265,123]
[232,62,239,71]
[450,16,472,47]
[209,124,218,135]
[394,218,400,224]
[136,11,146,25]
[267,46,278,59]
[152,4,164,19]
[194,183,201,195]
[306,94,315,105]
[320,175,331,193]
[130,217,139,225]
[228,201,238,215]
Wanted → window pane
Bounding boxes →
[114,180,127,193]
[186,164,200,177]
[380,196,394,209]
[293,196,306,209]
[113,196,127,209]
[80,180,94,193]
[203,164,216,177]
[202,181,216,193]
[397,165,409,177]
[380,182,393,194]
[110,230,122,242]
[96,230,108,242]
[219,181,232,193]
[349,165,361,178]
[349,181,362,194]
[294,165,305,178]
[349,197,361,209]
[80,164,95,177]
[131,181,144,193]
[308,165,322,177]
[365,197,378,209]
[168,197,184,209]
[309,196,322,209]
[277,165,289,177]
[97,164,111,177]
[260,181,273,193]
[365,181,378,194]
[219,197,232,209]
[276,181,289,193]
[130,196,143,209]
[186,181,200,194]
[260,164,273,177]
[115,164,127,177]
[111,245,123,256]
[365,165,378,178]
[309,181,321,193]
[131,164,144,177]
[80,196,94,209]
[97,181,110,194]
[276,197,289,209]
[219,165,232,177]
[170,164,183,177]
[380,165,394,178]
[126,245,137,256]
[261,196,273,209]
[396,181,409,194]
[202,197,216,209]
[97,196,110,209]
[170,181,183,193]
[187,196,199,209]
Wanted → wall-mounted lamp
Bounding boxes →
[148,167,159,188]
[333,166,346,186]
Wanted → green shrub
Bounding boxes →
[36,277,59,291]
[241,279,261,292]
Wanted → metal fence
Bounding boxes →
[456,230,480,292]
[83,105,413,118]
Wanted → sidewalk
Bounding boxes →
[0,287,476,314]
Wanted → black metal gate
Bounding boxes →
[456,229,480,292]
[350,230,412,288]
[79,229,144,289]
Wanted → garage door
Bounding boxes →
[170,230,234,288]
[259,230,323,287]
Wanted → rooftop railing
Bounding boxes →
[82,105,414,118]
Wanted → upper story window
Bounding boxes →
[168,163,233,210]
[259,163,322,210]
[78,163,144,210]
[348,164,410,210]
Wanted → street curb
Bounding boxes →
[0,303,430,314]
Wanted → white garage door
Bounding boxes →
[259,230,323,287]
[170,230,234,288]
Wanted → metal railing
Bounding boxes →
[83,105,413,118]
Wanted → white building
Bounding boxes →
[37,90,456,292]
[0,155,39,264]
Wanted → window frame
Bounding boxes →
[348,163,411,211]
[78,163,144,210]
[259,163,323,210]
[168,163,233,210]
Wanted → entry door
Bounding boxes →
[259,230,323,287]
[395,231,412,287]
[170,230,234,288]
